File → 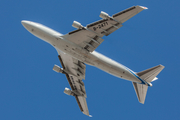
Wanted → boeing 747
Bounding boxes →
[22,5,164,116]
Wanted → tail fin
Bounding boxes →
[133,65,165,104]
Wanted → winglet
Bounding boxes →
[139,6,148,9]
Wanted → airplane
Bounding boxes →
[21,5,164,117]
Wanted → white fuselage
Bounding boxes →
[22,20,148,85]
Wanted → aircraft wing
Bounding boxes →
[56,50,90,116]
[63,5,147,52]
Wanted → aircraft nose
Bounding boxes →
[21,20,29,25]
[21,20,40,33]
[21,20,32,29]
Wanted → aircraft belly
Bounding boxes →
[94,61,139,82]
[87,51,141,83]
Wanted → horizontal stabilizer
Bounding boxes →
[137,65,165,83]
[133,82,148,104]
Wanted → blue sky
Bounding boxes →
[0,0,180,119]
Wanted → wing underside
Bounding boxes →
[57,50,90,116]
[62,5,146,52]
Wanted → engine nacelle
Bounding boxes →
[64,87,74,96]
[99,11,110,19]
[72,21,83,29]
[53,64,63,73]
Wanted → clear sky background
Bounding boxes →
[0,0,180,120]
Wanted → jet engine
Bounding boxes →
[72,21,83,29]
[99,11,110,19]
[64,87,74,96]
[53,64,64,73]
